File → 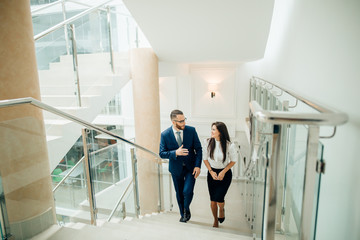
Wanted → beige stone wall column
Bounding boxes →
[0,1,55,239]
[130,48,161,214]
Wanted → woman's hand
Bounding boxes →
[210,170,218,180]
[218,170,226,181]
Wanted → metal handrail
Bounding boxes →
[31,0,62,14]
[34,0,114,41]
[67,0,108,12]
[107,179,132,222]
[252,76,343,114]
[0,97,163,161]
[249,101,348,126]
[52,156,84,192]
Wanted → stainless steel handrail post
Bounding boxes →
[61,0,70,55]
[111,148,115,184]
[157,161,162,212]
[135,26,139,48]
[107,6,115,74]
[131,149,140,217]
[69,24,81,107]
[263,125,282,240]
[300,126,320,240]
[81,129,97,225]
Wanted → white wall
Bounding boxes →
[237,0,360,239]
[158,62,247,140]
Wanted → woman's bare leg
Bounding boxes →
[211,201,218,227]
[218,201,225,218]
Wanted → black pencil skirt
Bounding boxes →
[207,168,232,203]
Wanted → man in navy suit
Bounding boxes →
[159,110,202,222]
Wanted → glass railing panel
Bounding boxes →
[0,172,11,239]
[83,129,130,222]
[35,27,70,71]
[52,158,90,225]
[83,127,165,223]
[246,115,274,237]
[31,0,58,6]
[278,124,308,239]
[32,3,66,36]
[159,162,173,212]
[70,11,110,55]
[251,137,269,237]
[47,115,93,225]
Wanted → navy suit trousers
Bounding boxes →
[171,166,196,217]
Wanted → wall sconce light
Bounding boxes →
[208,83,217,98]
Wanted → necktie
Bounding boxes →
[176,131,182,147]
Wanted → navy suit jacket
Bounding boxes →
[159,126,202,176]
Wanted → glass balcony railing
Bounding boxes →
[31,0,148,107]
[246,76,347,240]
[0,98,167,236]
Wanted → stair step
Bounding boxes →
[41,95,101,107]
[40,85,109,95]
[46,135,62,141]
[102,218,252,240]
[111,212,250,239]
[44,119,72,125]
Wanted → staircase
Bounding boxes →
[31,211,254,240]
[40,175,256,240]
[38,52,130,171]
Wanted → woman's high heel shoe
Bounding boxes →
[218,209,225,223]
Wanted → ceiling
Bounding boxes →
[123,0,275,63]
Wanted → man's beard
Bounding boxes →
[176,123,185,130]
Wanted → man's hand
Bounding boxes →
[193,167,201,179]
[176,145,189,156]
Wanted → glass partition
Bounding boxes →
[0,172,11,239]
[249,77,327,239]
[83,129,131,222]
[245,113,274,237]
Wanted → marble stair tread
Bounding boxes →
[54,106,88,110]
[41,94,101,99]
[102,218,252,240]
[108,212,249,239]
[29,224,62,240]
[44,119,72,125]
[55,207,109,223]
[46,135,62,141]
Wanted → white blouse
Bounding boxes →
[203,139,238,169]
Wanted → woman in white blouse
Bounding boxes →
[203,122,237,228]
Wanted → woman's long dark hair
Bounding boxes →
[207,122,230,163]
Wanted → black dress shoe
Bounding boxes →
[179,216,187,223]
[184,210,191,221]
[218,208,225,223]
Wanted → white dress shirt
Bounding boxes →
[203,139,238,169]
[172,126,183,143]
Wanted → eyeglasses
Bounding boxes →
[174,117,187,123]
